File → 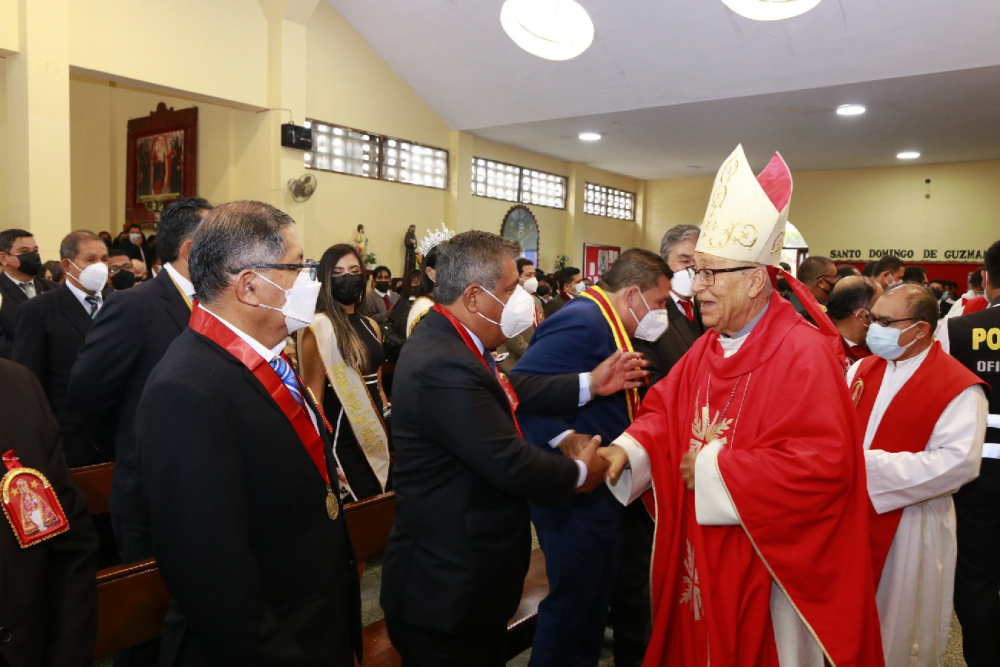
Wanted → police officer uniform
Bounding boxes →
[945,295,1000,667]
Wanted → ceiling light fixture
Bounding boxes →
[836,104,866,116]
[720,0,824,21]
[897,151,921,159]
[500,0,595,61]
[578,132,601,141]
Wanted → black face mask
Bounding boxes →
[374,280,391,293]
[14,251,42,277]
[331,274,366,306]
[930,288,944,300]
[110,270,137,290]
[536,284,551,297]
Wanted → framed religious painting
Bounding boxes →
[583,243,620,284]
[125,102,198,230]
[501,205,539,265]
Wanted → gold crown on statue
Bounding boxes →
[418,222,455,256]
[696,144,792,266]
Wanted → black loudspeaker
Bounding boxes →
[281,123,313,150]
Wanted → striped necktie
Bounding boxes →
[269,355,305,409]
[84,295,100,319]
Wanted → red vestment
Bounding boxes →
[625,291,884,666]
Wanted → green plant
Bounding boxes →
[555,254,570,271]
[365,251,378,266]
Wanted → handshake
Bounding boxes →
[558,433,630,494]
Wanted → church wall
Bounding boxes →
[0,62,8,228]
[642,160,1000,264]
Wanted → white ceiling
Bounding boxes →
[327,0,1000,179]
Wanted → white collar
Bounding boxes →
[374,289,388,298]
[460,323,485,355]
[2,271,32,288]
[163,262,195,298]
[201,306,286,363]
[65,278,101,311]
[887,342,932,371]
[671,291,692,307]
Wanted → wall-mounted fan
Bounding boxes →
[288,174,317,202]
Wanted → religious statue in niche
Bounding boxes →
[404,224,417,274]
[501,205,539,265]
[125,102,199,231]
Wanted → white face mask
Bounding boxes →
[130,233,142,244]
[574,282,587,295]
[478,284,535,339]
[522,277,539,294]
[629,290,670,342]
[670,267,694,298]
[69,260,109,293]
[254,270,322,335]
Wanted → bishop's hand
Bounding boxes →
[598,444,629,484]
[680,448,699,491]
[590,350,649,397]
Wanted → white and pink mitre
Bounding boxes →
[697,144,793,266]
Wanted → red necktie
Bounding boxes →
[383,295,392,310]
[680,299,694,322]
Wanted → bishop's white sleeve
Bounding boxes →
[695,440,740,525]
[867,384,988,514]
[607,433,651,506]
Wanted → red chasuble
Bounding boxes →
[960,295,988,315]
[625,290,883,667]
[851,341,985,588]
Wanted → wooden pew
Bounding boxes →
[71,462,114,516]
[93,559,170,658]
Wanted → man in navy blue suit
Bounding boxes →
[512,248,672,667]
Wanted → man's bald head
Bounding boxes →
[880,283,940,331]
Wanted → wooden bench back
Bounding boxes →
[344,491,396,568]
[93,558,170,658]
[71,462,114,516]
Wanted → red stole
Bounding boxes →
[626,291,884,667]
[768,265,846,369]
[851,341,984,588]
[431,304,524,438]
[843,337,873,364]
[189,305,333,491]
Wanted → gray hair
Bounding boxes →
[59,230,102,260]
[189,200,294,304]
[433,230,520,305]
[659,224,700,264]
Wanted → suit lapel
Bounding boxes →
[156,272,192,332]
[666,299,696,348]
[0,273,28,305]
[58,285,93,339]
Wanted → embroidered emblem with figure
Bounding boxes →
[851,379,864,407]
[2,450,70,548]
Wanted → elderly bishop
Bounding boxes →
[601,145,884,666]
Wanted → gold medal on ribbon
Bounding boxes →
[326,486,339,520]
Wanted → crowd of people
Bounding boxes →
[0,145,998,667]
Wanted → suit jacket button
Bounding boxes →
[0,626,11,644]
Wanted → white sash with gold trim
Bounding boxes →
[303,313,390,492]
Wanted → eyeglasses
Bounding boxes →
[817,275,838,289]
[687,265,757,287]
[232,260,319,281]
[109,266,134,276]
[868,315,920,328]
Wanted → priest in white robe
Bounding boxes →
[847,283,988,667]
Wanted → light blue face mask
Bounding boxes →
[865,321,919,361]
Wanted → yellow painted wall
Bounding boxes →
[68,0,269,108]
[573,165,641,270]
[642,160,1000,262]
[0,0,16,55]
[69,75,267,234]
[0,61,8,226]
[303,1,450,271]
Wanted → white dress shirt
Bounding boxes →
[460,322,589,489]
[3,271,36,298]
[66,278,103,315]
[163,262,196,301]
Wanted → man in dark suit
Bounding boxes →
[71,197,210,569]
[136,201,361,666]
[543,266,582,318]
[382,231,646,667]
[512,248,672,667]
[0,358,99,666]
[614,224,704,667]
[13,231,111,468]
[0,228,58,358]
[117,223,153,266]
[361,264,399,325]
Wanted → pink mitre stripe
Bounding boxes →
[755,151,792,212]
